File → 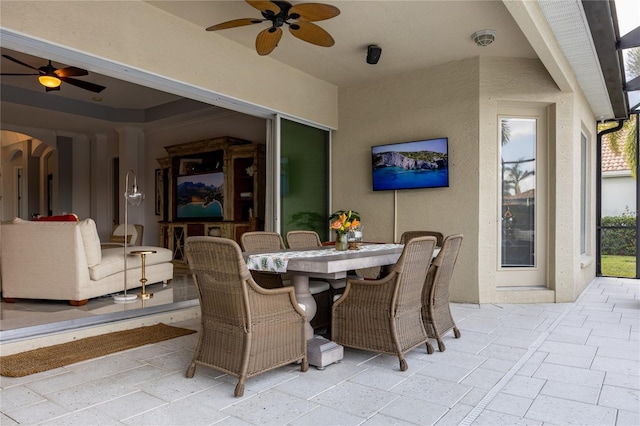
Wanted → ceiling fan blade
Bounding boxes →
[289,21,334,47]
[206,18,265,31]
[0,73,40,76]
[60,76,106,93]
[245,0,280,15]
[2,54,41,72]
[256,27,283,55]
[288,3,340,21]
[55,66,89,78]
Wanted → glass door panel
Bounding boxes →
[500,117,537,268]
[280,119,329,241]
[497,107,548,288]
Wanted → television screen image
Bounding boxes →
[371,137,449,191]
[176,172,224,219]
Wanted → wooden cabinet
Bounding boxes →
[158,136,265,263]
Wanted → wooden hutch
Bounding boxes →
[157,136,265,264]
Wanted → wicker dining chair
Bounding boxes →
[240,231,288,289]
[184,236,308,397]
[285,230,322,249]
[242,231,331,330]
[422,234,464,353]
[332,236,437,371]
[400,230,444,247]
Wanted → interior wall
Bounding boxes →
[335,57,481,304]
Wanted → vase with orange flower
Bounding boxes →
[329,210,361,251]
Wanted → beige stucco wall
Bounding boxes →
[0,0,338,128]
[478,57,596,303]
[335,55,597,304]
[335,58,481,303]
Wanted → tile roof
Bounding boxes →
[601,137,630,172]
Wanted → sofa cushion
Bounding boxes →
[78,219,102,267]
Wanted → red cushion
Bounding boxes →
[34,214,79,222]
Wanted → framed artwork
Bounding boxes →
[155,169,162,216]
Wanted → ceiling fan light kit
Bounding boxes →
[206,0,340,56]
[471,29,497,47]
[38,75,62,88]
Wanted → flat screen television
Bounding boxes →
[175,172,224,220]
[371,137,449,191]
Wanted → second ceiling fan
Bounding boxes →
[206,0,340,56]
[1,54,106,93]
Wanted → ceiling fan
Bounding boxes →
[1,54,106,93]
[206,0,340,56]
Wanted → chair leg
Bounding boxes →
[185,362,196,378]
[426,341,434,355]
[437,338,446,352]
[301,357,309,372]
[454,327,461,338]
[235,379,246,397]
[399,356,408,371]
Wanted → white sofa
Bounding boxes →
[1,218,174,305]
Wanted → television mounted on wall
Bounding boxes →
[175,172,224,220]
[371,137,449,191]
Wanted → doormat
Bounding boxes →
[0,323,197,377]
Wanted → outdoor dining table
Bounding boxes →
[244,243,407,335]
[244,243,415,368]
[244,242,441,368]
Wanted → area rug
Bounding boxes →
[0,323,197,377]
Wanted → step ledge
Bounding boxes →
[497,286,550,291]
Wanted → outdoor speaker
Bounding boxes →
[366,45,382,64]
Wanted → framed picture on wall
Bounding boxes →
[155,169,162,216]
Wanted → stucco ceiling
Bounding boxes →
[147,0,537,87]
[0,0,619,144]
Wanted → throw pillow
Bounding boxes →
[33,214,79,222]
[110,235,132,244]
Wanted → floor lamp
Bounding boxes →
[114,169,145,303]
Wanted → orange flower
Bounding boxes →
[329,210,361,235]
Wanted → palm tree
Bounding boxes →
[504,161,534,194]
[501,120,511,145]
[599,47,639,177]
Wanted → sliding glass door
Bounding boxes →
[279,118,330,241]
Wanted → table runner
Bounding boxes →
[245,243,403,273]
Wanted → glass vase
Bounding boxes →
[335,233,348,251]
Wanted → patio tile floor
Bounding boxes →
[0,277,638,425]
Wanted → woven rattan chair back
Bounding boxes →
[332,236,437,371]
[241,231,286,251]
[400,230,444,247]
[184,236,308,397]
[422,233,463,352]
[286,230,322,249]
[240,231,288,289]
